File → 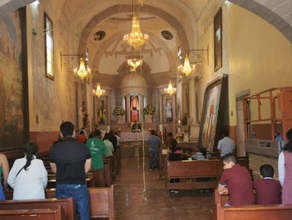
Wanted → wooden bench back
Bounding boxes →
[0,198,75,220]
[214,189,292,220]
[0,206,63,220]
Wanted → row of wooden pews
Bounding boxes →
[4,185,114,219]
[213,189,292,220]
[165,157,249,192]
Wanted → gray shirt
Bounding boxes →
[147,135,161,151]
[217,137,235,157]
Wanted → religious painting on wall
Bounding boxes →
[97,99,106,124]
[44,13,54,80]
[198,74,228,151]
[214,8,222,72]
[130,95,139,122]
[0,9,28,148]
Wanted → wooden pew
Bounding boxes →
[214,190,292,220]
[0,206,63,220]
[0,198,75,220]
[166,158,249,192]
[45,185,115,219]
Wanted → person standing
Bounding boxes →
[278,128,292,204]
[8,142,47,200]
[50,121,92,220]
[103,133,114,156]
[217,129,235,157]
[0,153,9,200]
[147,130,161,170]
[86,129,108,170]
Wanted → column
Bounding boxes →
[189,77,200,142]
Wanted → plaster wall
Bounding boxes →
[228,4,292,126]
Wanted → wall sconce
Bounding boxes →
[60,51,90,80]
[177,46,209,77]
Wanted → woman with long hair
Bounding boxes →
[0,153,9,200]
[7,142,48,200]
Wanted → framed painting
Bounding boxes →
[0,8,29,148]
[44,13,54,80]
[214,8,222,72]
[198,74,228,151]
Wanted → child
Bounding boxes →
[253,164,281,204]
[217,153,255,206]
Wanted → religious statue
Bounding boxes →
[131,121,141,132]
[80,101,88,128]
[130,95,139,122]
[165,100,173,121]
[98,101,106,124]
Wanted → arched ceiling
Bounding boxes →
[1,0,292,87]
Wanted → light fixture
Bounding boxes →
[93,82,105,98]
[178,54,195,77]
[123,13,149,50]
[164,81,177,96]
[74,58,91,79]
[127,58,143,71]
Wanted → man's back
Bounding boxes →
[86,137,107,170]
[218,137,235,157]
[147,135,161,150]
[50,137,91,184]
[253,178,281,204]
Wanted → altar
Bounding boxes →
[120,131,150,142]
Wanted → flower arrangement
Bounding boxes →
[175,132,184,142]
[112,106,125,116]
[143,104,155,115]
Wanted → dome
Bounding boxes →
[120,74,148,95]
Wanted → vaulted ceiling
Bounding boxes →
[1,0,292,87]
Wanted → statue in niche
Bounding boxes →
[98,100,106,124]
[165,99,173,122]
[80,101,89,128]
[130,95,139,122]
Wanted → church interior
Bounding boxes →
[1,0,292,219]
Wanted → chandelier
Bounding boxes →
[164,81,176,96]
[93,82,105,98]
[178,54,195,77]
[123,14,149,50]
[127,58,143,71]
[74,58,91,79]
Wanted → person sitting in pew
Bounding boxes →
[193,147,211,160]
[8,142,48,200]
[103,133,114,156]
[182,148,193,160]
[253,164,281,205]
[0,153,9,200]
[217,153,255,206]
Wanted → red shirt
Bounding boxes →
[219,164,255,206]
[253,178,281,204]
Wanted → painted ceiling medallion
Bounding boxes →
[161,30,173,40]
[93,31,106,41]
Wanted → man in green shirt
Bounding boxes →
[86,129,108,170]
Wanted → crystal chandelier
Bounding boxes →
[178,54,195,77]
[164,81,176,96]
[74,58,91,79]
[93,82,105,98]
[127,58,143,71]
[123,14,149,50]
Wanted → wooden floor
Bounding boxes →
[114,157,214,220]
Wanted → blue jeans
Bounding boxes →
[56,184,89,220]
[149,150,159,169]
[0,184,5,201]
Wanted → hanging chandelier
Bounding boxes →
[74,58,91,79]
[93,82,105,98]
[164,81,177,96]
[178,54,195,77]
[123,14,149,50]
[127,58,143,71]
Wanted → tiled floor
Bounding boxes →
[114,157,214,220]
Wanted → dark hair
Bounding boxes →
[93,129,102,137]
[222,153,237,163]
[260,164,274,178]
[151,130,155,135]
[168,132,173,137]
[283,128,292,152]
[170,139,178,153]
[23,142,38,170]
[222,129,229,137]
[103,133,110,140]
[199,147,207,158]
[60,121,74,137]
[79,130,85,135]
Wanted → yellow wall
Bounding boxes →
[228,4,292,126]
